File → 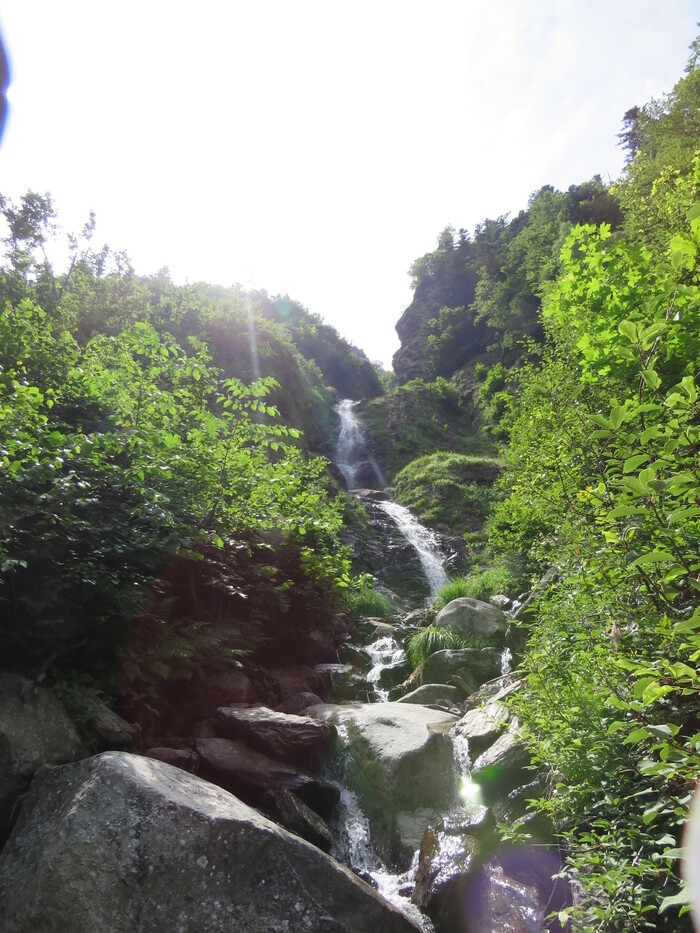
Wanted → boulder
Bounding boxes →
[0,673,84,838]
[144,747,199,772]
[468,860,548,933]
[211,705,329,764]
[275,692,324,715]
[434,598,507,647]
[489,594,512,611]
[268,665,332,702]
[189,669,255,719]
[454,702,509,756]
[0,752,420,932]
[67,686,137,748]
[471,732,532,802]
[397,684,463,710]
[195,737,339,816]
[412,827,482,931]
[310,702,457,864]
[462,673,522,712]
[420,648,501,693]
[260,787,333,852]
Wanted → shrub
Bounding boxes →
[433,562,524,609]
[346,579,392,618]
[406,625,470,668]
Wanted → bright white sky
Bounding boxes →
[0,2,697,367]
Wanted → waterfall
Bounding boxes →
[376,500,449,596]
[333,399,385,489]
[333,399,449,597]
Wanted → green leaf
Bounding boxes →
[623,454,649,473]
[634,550,675,567]
[659,887,690,913]
[618,320,638,342]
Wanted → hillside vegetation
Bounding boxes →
[380,36,700,931]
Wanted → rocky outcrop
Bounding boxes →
[412,827,482,930]
[471,732,532,802]
[212,705,329,765]
[434,598,508,647]
[67,686,137,748]
[420,648,502,694]
[310,702,457,864]
[0,752,420,932]
[0,673,84,838]
[397,684,463,711]
[454,702,509,757]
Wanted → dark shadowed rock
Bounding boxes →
[190,669,255,720]
[0,752,420,932]
[144,747,199,772]
[0,673,84,838]
[195,737,339,815]
[212,705,329,763]
[68,686,137,748]
[268,665,332,702]
[276,691,324,715]
[261,787,333,852]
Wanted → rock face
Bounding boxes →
[434,598,508,646]
[212,705,329,764]
[412,827,481,931]
[471,732,532,802]
[310,702,457,864]
[420,648,501,694]
[397,684,463,710]
[0,752,420,933]
[67,686,137,748]
[454,702,509,757]
[0,673,84,837]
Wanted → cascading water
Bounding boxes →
[333,399,385,489]
[375,500,449,596]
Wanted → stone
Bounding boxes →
[461,673,522,712]
[454,702,509,756]
[469,861,546,933]
[261,787,333,852]
[144,747,199,772]
[67,686,137,748]
[412,826,482,931]
[489,594,512,611]
[309,702,457,865]
[420,648,501,693]
[397,684,464,709]
[275,692,324,715]
[211,705,329,764]
[0,673,84,838]
[434,598,508,646]
[0,752,420,932]
[195,737,340,815]
[471,731,532,801]
[268,665,332,702]
[190,669,255,719]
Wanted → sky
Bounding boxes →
[0,2,698,367]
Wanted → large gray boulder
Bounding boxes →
[434,598,507,646]
[0,673,84,837]
[212,705,329,764]
[0,752,420,932]
[310,702,457,864]
[420,648,501,694]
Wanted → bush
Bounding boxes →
[346,579,392,619]
[433,562,523,609]
[406,625,470,668]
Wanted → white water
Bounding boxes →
[365,636,406,701]
[376,500,449,596]
[333,399,385,489]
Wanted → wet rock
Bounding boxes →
[412,826,482,930]
[489,594,512,611]
[420,648,501,693]
[212,705,329,764]
[144,746,199,772]
[195,737,340,816]
[66,686,137,748]
[371,620,400,639]
[434,598,508,647]
[0,752,420,932]
[397,684,464,709]
[268,665,332,702]
[0,674,84,838]
[471,732,532,802]
[377,659,413,692]
[310,702,457,865]
[353,488,391,501]
[276,692,324,715]
[461,673,521,711]
[396,808,444,854]
[261,787,334,852]
[470,860,546,933]
[454,702,509,756]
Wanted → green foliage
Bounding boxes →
[390,452,502,539]
[491,188,700,928]
[406,625,471,668]
[433,561,523,609]
[345,577,392,619]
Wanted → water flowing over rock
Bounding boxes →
[0,752,421,932]
[334,398,386,489]
[376,501,450,596]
